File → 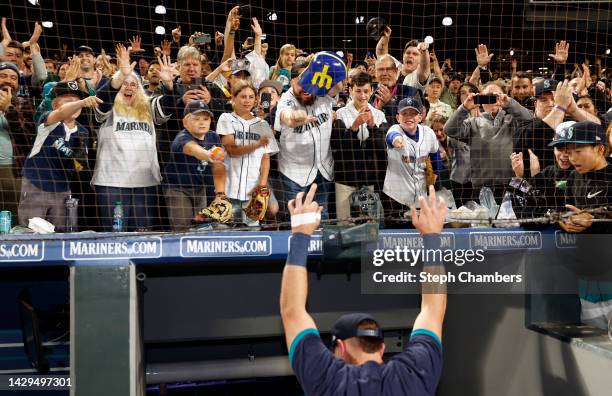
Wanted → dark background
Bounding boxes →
[0,0,610,74]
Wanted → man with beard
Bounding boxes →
[0,62,36,216]
[510,72,535,111]
[144,61,162,96]
[274,60,342,219]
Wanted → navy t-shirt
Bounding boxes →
[23,112,89,192]
[290,328,443,396]
[164,129,221,188]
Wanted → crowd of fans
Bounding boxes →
[0,7,611,233]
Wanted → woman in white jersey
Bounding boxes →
[217,80,279,227]
[93,44,177,231]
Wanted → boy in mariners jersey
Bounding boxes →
[18,81,102,230]
[163,100,227,231]
[382,97,442,219]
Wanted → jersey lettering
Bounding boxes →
[115,121,152,134]
[294,113,330,134]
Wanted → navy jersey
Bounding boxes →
[23,112,89,192]
[290,328,443,396]
[164,129,221,188]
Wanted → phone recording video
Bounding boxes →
[473,94,497,105]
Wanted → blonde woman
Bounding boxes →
[269,44,296,90]
[93,44,177,231]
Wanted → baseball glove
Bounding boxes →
[425,158,437,186]
[195,193,233,223]
[243,186,270,221]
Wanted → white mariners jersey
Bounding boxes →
[383,124,439,206]
[336,102,386,142]
[274,89,335,187]
[218,113,279,201]
[92,97,169,188]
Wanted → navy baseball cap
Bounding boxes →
[549,121,606,147]
[535,79,558,97]
[330,313,383,345]
[0,62,20,76]
[76,45,95,56]
[183,100,214,117]
[51,81,88,100]
[398,97,423,113]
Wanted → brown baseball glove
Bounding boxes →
[243,185,270,221]
[195,193,233,223]
[425,157,437,186]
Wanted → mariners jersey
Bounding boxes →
[218,113,279,201]
[93,96,170,188]
[274,89,335,187]
[383,124,439,206]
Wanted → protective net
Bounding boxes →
[0,0,610,232]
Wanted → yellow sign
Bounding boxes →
[311,64,333,90]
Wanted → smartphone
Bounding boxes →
[261,92,272,113]
[238,5,251,18]
[473,94,497,104]
[194,34,211,45]
[184,77,204,91]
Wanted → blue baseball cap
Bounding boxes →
[398,97,423,113]
[183,100,214,117]
[535,79,558,97]
[549,121,606,147]
[298,51,347,97]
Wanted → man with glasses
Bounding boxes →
[370,55,421,125]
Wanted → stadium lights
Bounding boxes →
[510,50,515,56]
[442,17,453,26]
[41,21,53,28]
[424,36,434,44]
[155,26,166,35]
[155,5,167,15]
[28,0,39,5]
[342,39,352,43]
[267,12,278,21]
[355,16,365,24]
[607,49,611,55]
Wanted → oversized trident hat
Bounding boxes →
[298,51,347,97]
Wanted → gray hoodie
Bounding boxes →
[443,98,532,187]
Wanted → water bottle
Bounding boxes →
[496,191,520,228]
[113,201,124,232]
[65,196,79,232]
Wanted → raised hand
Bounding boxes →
[161,39,172,56]
[1,17,12,47]
[251,17,262,36]
[172,26,181,43]
[64,57,81,81]
[475,44,493,67]
[288,184,322,236]
[228,6,241,33]
[412,185,447,235]
[548,40,569,64]
[157,54,177,86]
[128,35,145,53]
[115,44,136,77]
[29,21,43,46]
[553,79,573,108]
